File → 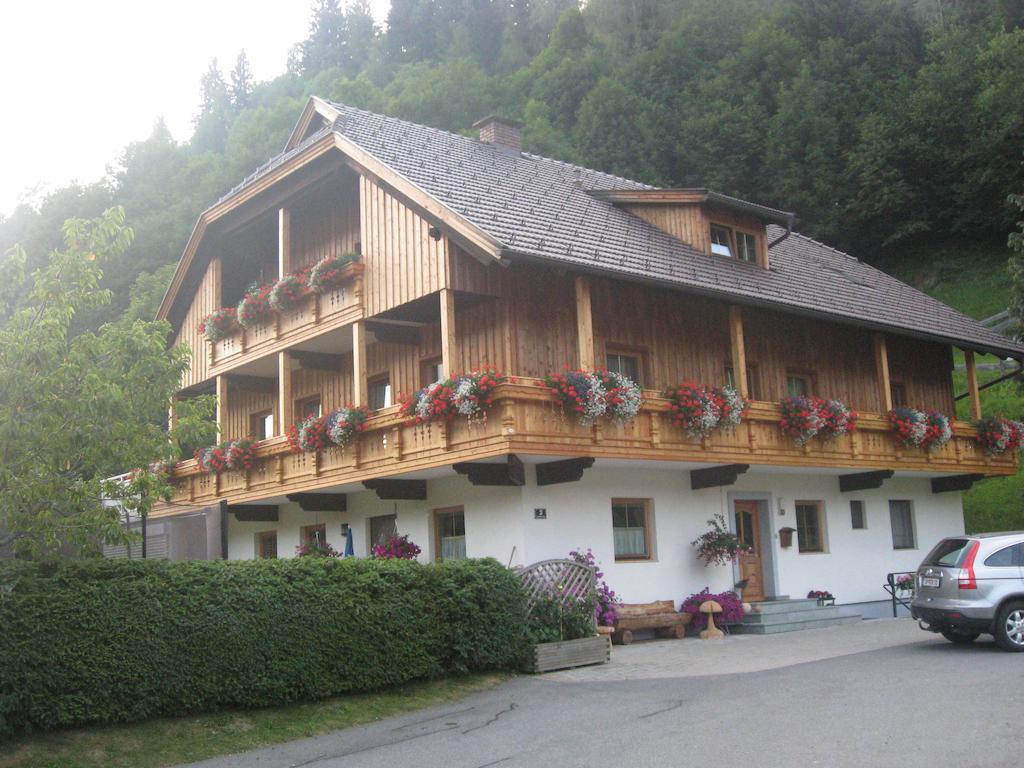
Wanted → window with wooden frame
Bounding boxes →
[255,530,277,559]
[434,507,466,561]
[369,514,398,552]
[709,223,734,257]
[250,409,274,440]
[785,370,816,398]
[421,357,444,388]
[611,499,654,561]
[605,345,645,385]
[368,374,392,411]
[736,230,758,263]
[891,382,908,409]
[300,523,327,549]
[725,362,760,400]
[889,500,916,550]
[795,500,826,553]
[295,395,322,420]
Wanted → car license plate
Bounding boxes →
[920,576,940,588]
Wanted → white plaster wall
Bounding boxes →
[226,465,964,610]
[731,473,964,605]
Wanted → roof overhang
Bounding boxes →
[589,188,796,228]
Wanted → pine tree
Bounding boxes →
[230,50,254,111]
[192,59,232,154]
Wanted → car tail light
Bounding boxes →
[958,540,980,590]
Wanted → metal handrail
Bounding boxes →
[884,571,916,617]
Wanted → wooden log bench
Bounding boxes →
[612,600,691,645]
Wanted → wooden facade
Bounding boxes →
[158,144,1013,515]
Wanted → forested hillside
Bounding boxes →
[2,0,1024,330]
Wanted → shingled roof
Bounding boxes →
[197,98,1024,359]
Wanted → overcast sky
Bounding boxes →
[0,0,392,218]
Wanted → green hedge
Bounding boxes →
[0,557,526,736]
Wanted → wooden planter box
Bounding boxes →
[525,636,610,673]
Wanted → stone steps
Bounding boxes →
[730,599,862,635]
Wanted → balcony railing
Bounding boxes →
[208,263,364,375]
[158,379,1017,512]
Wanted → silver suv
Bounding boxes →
[911,532,1024,651]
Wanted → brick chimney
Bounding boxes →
[473,115,522,152]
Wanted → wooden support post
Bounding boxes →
[874,333,893,413]
[215,375,228,439]
[278,208,291,278]
[278,351,293,435]
[440,288,456,377]
[575,276,595,370]
[352,321,367,406]
[964,350,982,421]
[728,305,748,399]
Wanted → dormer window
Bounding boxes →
[710,224,734,257]
[736,231,757,263]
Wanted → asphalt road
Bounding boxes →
[186,626,1024,768]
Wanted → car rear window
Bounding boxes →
[922,538,973,567]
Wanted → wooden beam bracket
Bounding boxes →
[229,504,279,522]
[363,479,427,500]
[453,455,525,486]
[536,457,595,486]
[838,470,894,493]
[931,474,986,494]
[286,493,348,512]
[690,463,750,491]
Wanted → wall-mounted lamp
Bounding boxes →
[777,498,786,516]
[340,523,349,537]
[428,226,442,241]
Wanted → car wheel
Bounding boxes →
[941,630,979,644]
[995,601,1024,652]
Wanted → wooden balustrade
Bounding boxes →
[156,379,1017,515]
[207,263,364,376]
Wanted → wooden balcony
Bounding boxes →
[156,379,1017,514]
[208,263,364,376]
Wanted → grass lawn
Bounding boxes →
[0,674,508,768]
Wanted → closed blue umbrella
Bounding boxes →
[344,525,354,557]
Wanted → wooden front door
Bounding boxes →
[734,501,765,602]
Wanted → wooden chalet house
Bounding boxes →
[151,97,1023,613]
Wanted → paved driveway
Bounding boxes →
[185,620,1024,768]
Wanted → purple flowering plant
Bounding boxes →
[680,587,745,630]
[372,534,421,560]
[568,548,621,627]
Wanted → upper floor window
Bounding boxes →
[606,346,643,385]
[725,363,760,400]
[710,224,734,257]
[891,382,907,409]
[786,371,815,398]
[296,395,322,420]
[736,231,758,263]
[369,374,392,411]
[250,409,274,440]
[421,357,444,387]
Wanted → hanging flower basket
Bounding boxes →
[544,370,642,426]
[889,407,952,450]
[975,416,1024,456]
[286,415,329,453]
[450,368,506,422]
[372,534,421,560]
[198,308,238,342]
[691,513,752,566]
[401,379,456,425]
[237,282,275,327]
[307,252,358,293]
[268,272,308,312]
[324,405,370,447]
[664,383,747,438]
